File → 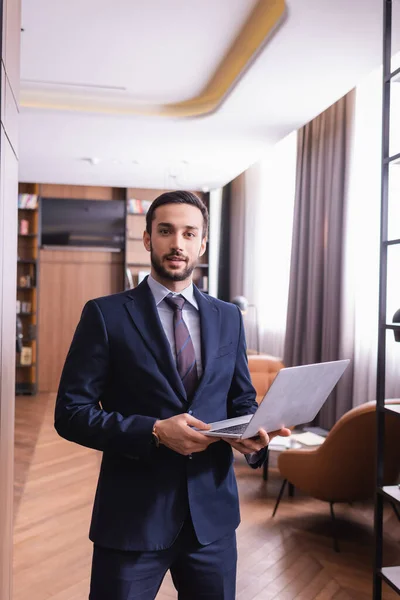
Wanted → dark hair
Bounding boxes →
[145,190,209,239]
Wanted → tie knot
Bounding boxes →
[165,294,185,312]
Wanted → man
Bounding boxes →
[55,191,290,600]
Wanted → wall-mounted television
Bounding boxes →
[40,198,125,250]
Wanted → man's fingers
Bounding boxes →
[183,434,220,454]
[280,427,292,436]
[182,426,215,446]
[256,429,270,446]
[185,414,211,430]
[236,439,264,453]
[269,427,291,439]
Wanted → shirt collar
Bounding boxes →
[147,274,198,310]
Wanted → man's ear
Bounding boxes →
[199,236,207,257]
[143,231,151,252]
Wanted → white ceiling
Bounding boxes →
[18,0,400,191]
[20,0,260,104]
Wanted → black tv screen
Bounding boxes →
[41,198,125,249]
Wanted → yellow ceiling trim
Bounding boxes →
[20,0,286,118]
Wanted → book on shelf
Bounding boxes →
[196,274,208,290]
[16,300,32,313]
[19,219,29,234]
[20,346,32,366]
[19,274,32,287]
[127,199,152,215]
[21,301,32,313]
[18,194,38,209]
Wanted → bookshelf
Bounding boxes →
[16,183,39,395]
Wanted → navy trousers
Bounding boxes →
[89,519,237,600]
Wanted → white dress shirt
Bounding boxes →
[147,275,203,378]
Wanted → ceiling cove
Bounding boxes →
[20,0,286,118]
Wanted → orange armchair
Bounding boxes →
[272,399,400,551]
[247,354,284,404]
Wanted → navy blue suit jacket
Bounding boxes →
[55,279,264,551]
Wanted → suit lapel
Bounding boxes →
[193,286,220,398]
[124,281,187,402]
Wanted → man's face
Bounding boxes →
[143,203,207,286]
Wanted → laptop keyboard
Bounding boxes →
[213,423,248,435]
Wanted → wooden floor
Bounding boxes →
[13,393,400,599]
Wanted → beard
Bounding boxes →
[150,246,198,282]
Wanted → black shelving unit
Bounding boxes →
[373,1,400,597]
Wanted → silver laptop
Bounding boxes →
[199,359,350,440]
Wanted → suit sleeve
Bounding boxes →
[54,300,156,459]
[227,305,268,469]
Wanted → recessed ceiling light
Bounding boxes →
[81,157,100,166]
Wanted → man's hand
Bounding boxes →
[223,427,291,455]
[155,414,219,456]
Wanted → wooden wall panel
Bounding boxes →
[40,184,125,200]
[126,213,147,239]
[126,240,150,265]
[38,250,123,392]
[18,182,39,194]
[0,1,20,598]
[127,188,170,201]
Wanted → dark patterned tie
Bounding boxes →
[164,294,198,399]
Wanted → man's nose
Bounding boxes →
[170,234,184,250]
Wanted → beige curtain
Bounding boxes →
[283,89,356,429]
[228,133,297,357]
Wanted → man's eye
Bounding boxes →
[159,229,169,235]
[185,232,195,238]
